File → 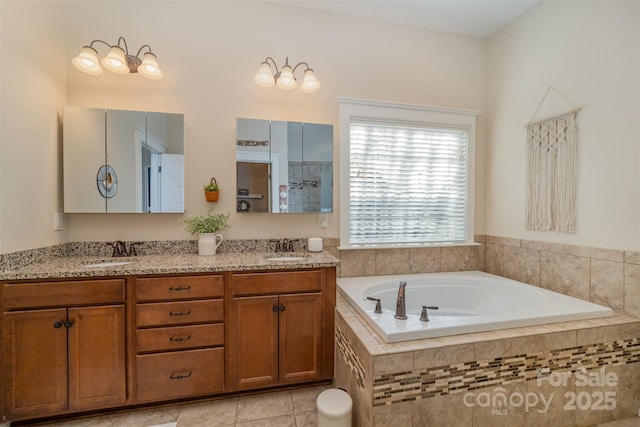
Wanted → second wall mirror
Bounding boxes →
[236,118,333,213]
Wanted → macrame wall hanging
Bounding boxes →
[524,87,581,233]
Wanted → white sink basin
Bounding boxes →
[81,260,133,268]
[265,256,308,262]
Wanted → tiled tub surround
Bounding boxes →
[335,295,640,427]
[338,271,613,342]
[336,235,640,319]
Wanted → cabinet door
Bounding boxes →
[3,309,68,419]
[231,296,279,390]
[67,305,126,411]
[278,293,323,384]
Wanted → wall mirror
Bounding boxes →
[236,118,333,213]
[63,106,184,213]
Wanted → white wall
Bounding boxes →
[486,0,639,251]
[0,1,67,253]
[0,1,487,251]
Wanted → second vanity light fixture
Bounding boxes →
[253,57,321,93]
[72,36,163,79]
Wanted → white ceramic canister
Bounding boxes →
[308,237,323,252]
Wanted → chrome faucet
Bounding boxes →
[394,281,408,320]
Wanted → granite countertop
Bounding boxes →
[0,251,340,281]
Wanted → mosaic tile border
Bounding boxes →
[336,326,366,388]
[372,337,640,407]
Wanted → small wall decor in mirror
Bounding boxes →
[236,118,333,214]
[63,106,185,213]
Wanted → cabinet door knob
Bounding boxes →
[169,335,191,342]
[279,305,286,312]
[64,320,74,328]
[169,310,191,317]
[272,305,279,312]
[169,371,192,380]
[53,321,63,329]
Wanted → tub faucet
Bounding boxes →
[394,281,408,320]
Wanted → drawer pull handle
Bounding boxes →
[170,371,192,380]
[169,310,191,317]
[169,286,191,291]
[169,335,192,342]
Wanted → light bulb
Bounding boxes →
[101,46,129,74]
[253,62,275,87]
[276,65,296,90]
[72,46,102,75]
[138,52,164,79]
[301,69,321,93]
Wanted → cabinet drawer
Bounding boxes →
[233,271,322,296]
[2,279,125,309]
[137,324,224,352]
[137,300,223,327]
[136,347,224,402]
[136,275,223,301]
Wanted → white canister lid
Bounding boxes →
[317,388,352,419]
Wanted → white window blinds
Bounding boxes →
[349,121,468,246]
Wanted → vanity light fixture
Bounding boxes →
[72,36,164,79]
[253,57,321,93]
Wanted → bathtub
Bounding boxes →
[337,271,613,343]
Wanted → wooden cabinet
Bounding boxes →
[134,275,225,403]
[1,280,126,421]
[1,265,336,423]
[229,270,329,391]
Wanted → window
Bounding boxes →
[339,98,478,248]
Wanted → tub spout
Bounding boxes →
[394,281,408,320]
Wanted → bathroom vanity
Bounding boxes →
[0,252,338,424]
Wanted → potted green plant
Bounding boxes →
[181,209,230,255]
[204,177,220,202]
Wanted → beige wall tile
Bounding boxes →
[474,336,529,361]
[624,250,640,265]
[521,239,564,253]
[413,393,473,426]
[540,252,590,301]
[375,249,410,275]
[409,247,441,273]
[525,377,576,427]
[485,243,505,276]
[373,352,414,376]
[372,401,413,427]
[562,244,624,262]
[441,246,476,271]
[590,259,624,312]
[503,245,541,286]
[413,343,474,370]
[573,365,621,427]
[486,235,521,247]
[624,263,640,318]
[528,330,576,353]
[472,243,486,271]
[470,381,526,427]
[340,249,376,277]
[576,325,623,346]
[617,362,640,419]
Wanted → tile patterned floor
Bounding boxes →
[16,385,639,427]
[27,385,330,427]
